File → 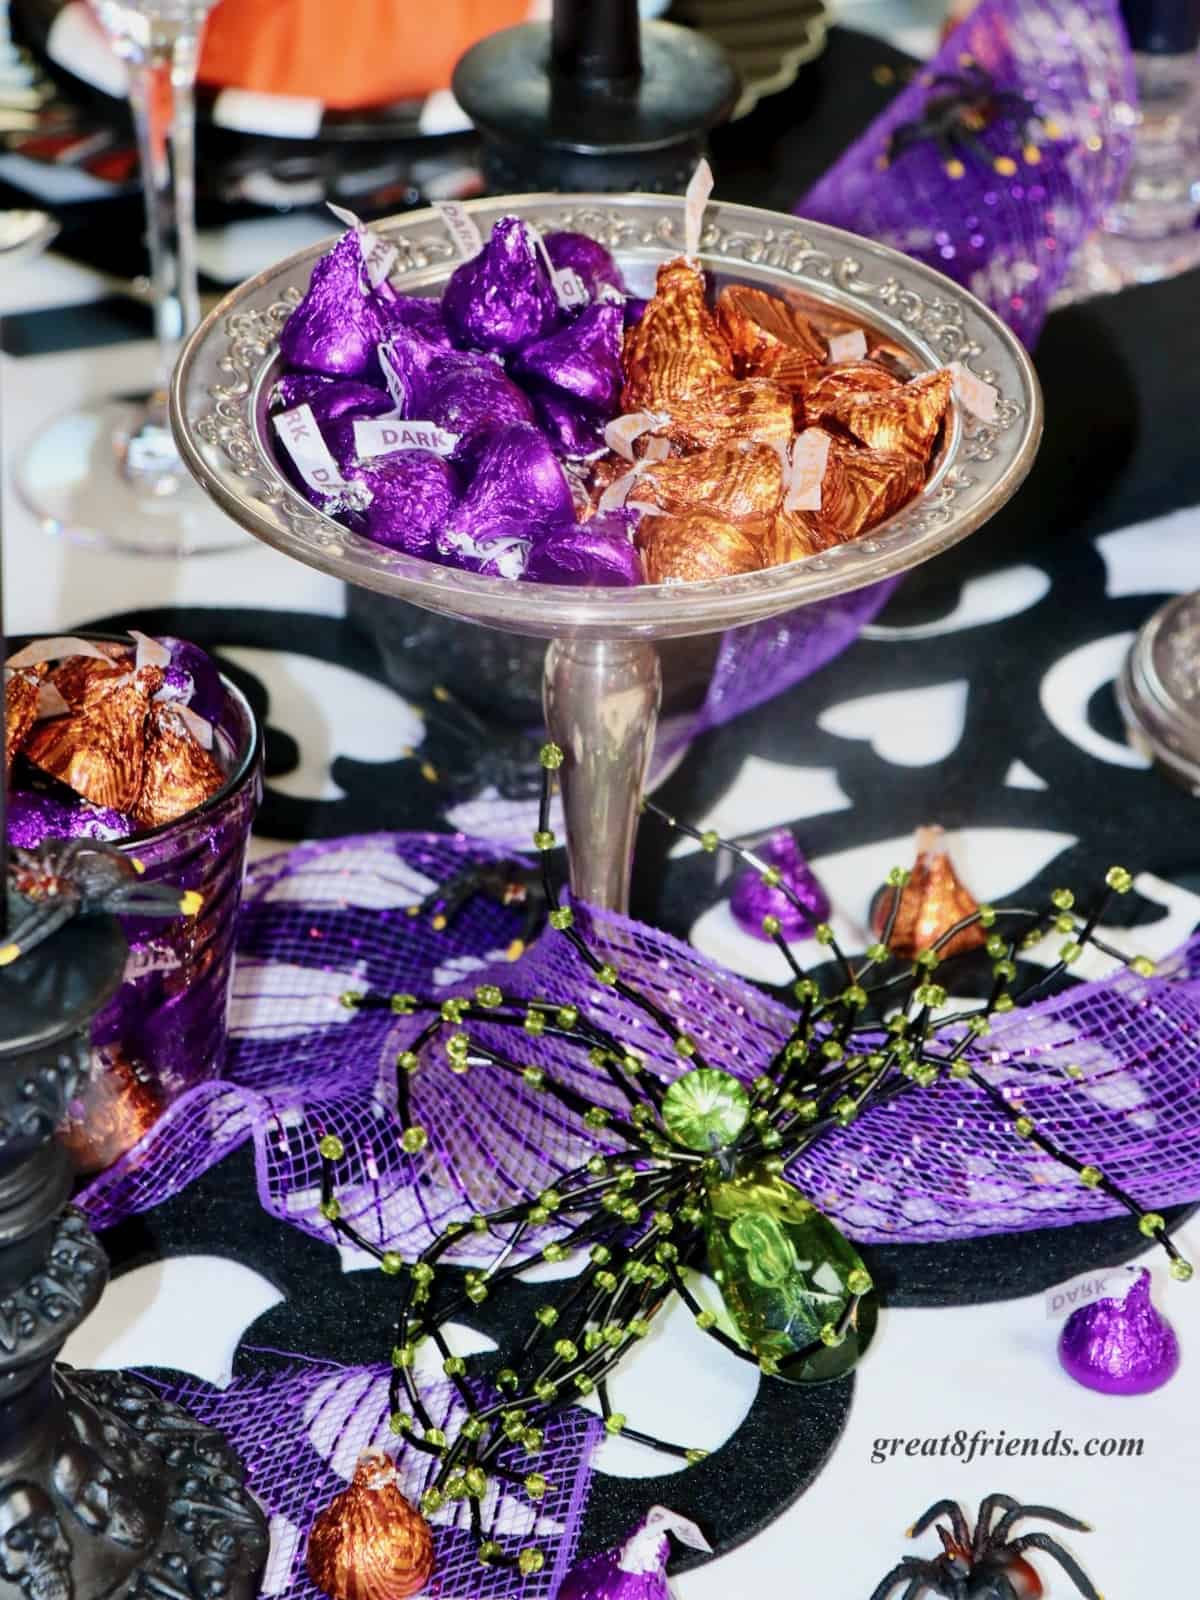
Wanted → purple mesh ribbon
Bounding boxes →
[661,578,899,769]
[79,833,1200,1250]
[798,0,1136,344]
[134,1363,598,1600]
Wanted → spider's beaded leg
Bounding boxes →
[0,899,74,964]
[1005,1534,1101,1599]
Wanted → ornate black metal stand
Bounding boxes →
[452,0,738,193]
[0,905,268,1600]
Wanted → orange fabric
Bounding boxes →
[197,0,529,108]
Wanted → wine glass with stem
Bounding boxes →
[15,0,245,556]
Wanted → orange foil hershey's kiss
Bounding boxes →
[800,360,902,426]
[872,825,988,960]
[621,256,733,411]
[306,1451,435,1600]
[639,510,772,583]
[23,665,164,814]
[134,704,227,830]
[664,378,794,453]
[774,438,923,558]
[59,1045,164,1176]
[4,670,39,777]
[633,440,785,523]
[49,652,129,711]
[826,367,954,463]
[716,284,827,380]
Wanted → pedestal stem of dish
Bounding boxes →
[543,636,662,913]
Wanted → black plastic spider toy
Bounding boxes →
[881,57,1060,180]
[411,856,549,962]
[1,839,201,966]
[870,1495,1101,1599]
[417,684,545,803]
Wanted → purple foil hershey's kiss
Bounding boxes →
[157,636,226,726]
[730,829,831,941]
[5,790,131,849]
[442,215,561,355]
[512,300,625,414]
[524,511,643,587]
[359,450,462,557]
[544,230,627,301]
[533,390,608,458]
[439,421,574,550]
[1059,1268,1180,1395]
[557,1508,709,1600]
[279,229,396,381]
[301,379,395,472]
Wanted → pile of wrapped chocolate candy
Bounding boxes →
[272,211,988,586]
[4,634,229,847]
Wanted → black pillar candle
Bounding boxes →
[1121,0,1200,53]
[552,0,641,86]
[453,0,738,193]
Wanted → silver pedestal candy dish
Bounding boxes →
[169,195,1042,912]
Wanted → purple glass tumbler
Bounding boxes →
[57,641,263,1172]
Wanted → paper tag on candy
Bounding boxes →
[948,361,999,423]
[353,418,460,459]
[599,435,670,512]
[828,329,867,364]
[35,681,69,718]
[171,703,215,750]
[604,410,670,462]
[618,1507,712,1574]
[273,404,350,497]
[327,203,399,292]
[5,637,111,670]
[434,200,484,258]
[1044,1264,1140,1321]
[783,427,832,512]
[376,340,410,412]
[684,158,714,261]
[131,630,171,671]
[526,222,591,311]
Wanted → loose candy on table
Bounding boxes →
[1059,1267,1180,1395]
[556,1507,711,1600]
[306,1451,434,1600]
[730,829,831,940]
[872,824,988,959]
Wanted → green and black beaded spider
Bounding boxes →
[317,743,1186,1576]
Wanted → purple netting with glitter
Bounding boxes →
[135,1362,598,1600]
[78,833,1200,1249]
[665,578,899,767]
[798,0,1136,344]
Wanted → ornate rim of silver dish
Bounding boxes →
[170,194,1042,642]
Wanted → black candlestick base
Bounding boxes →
[0,914,268,1600]
[453,20,739,193]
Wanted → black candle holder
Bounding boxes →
[0,888,268,1600]
[452,0,738,193]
